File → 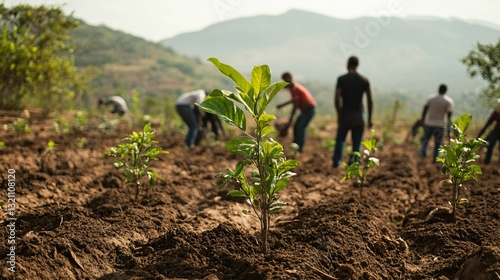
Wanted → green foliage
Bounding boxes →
[343,130,380,198]
[0,4,82,115]
[11,118,31,135]
[199,58,299,255]
[436,114,487,222]
[462,39,500,101]
[106,123,167,202]
[75,137,87,151]
[71,111,89,132]
[38,140,56,172]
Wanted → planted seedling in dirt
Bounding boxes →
[106,123,167,202]
[37,141,56,172]
[436,114,486,222]
[12,118,31,135]
[198,58,299,255]
[343,130,380,198]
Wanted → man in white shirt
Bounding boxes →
[99,96,128,116]
[175,89,206,148]
[420,84,454,162]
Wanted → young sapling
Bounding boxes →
[436,114,486,222]
[198,58,299,255]
[343,130,380,198]
[37,141,56,172]
[106,123,167,202]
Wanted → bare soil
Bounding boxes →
[1,114,499,280]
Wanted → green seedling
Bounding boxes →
[106,123,167,202]
[436,114,486,222]
[343,130,380,198]
[75,137,87,151]
[71,111,88,132]
[12,118,31,135]
[199,58,299,255]
[38,141,56,172]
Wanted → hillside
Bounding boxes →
[161,9,499,96]
[70,20,231,111]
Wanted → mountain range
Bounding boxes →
[161,9,499,95]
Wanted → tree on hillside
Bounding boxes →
[462,39,500,102]
[0,4,80,115]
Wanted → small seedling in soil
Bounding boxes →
[74,137,87,151]
[343,130,380,198]
[436,114,486,222]
[12,118,31,135]
[37,141,56,172]
[106,123,167,202]
[199,58,299,255]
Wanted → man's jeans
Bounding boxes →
[332,122,364,167]
[484,130,499,164]
[420,125,444,162]
[176,104,198,147]
[293,107,315,152]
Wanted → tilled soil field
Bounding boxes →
[1,114,499,280]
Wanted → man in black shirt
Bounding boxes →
[332,56,373,168]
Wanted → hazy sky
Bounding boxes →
[4,0,500,41]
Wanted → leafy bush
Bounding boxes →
[343,130,380,198]
[436,114,486,222]
[106,123,166,202]
[198,58,299,255]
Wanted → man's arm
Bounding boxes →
[277,99,294,109]
[477,111,495,138]
[447,111,452,139]
[286,101,298,128]
[366,88,373,128]
[420,105,428,124]
[334,88,342,125]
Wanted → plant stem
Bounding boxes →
[452,181,458,222]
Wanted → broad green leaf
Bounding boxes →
[257,82,288,116]
[199,96,246,131]
[467,164,482,175]
[270,201,286,213]
[274,177,291,193]
[251,65,271,99]
[228,190,247,197]
[207,57,251,93]
[261,125,275,137]
[143,123,152,133]
[453,113,472,135]
[258,113,276,128]
[225,135,256,155]
[234,161,246,177]
[227,91,255,118]
[368,157,380,166]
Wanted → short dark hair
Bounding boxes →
[438,84,447,94]
[281,72,292,80]
[347,56,359,69]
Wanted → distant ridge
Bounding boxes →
[161,9,500,94]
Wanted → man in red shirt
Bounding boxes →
[477,99,500,164]
[276,72,317,153]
